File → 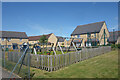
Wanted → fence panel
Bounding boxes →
[7,46,111,72]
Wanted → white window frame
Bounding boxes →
[77,35,80,38]
[7,38,11,41]
[8,45,11,48]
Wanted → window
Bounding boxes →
[87,33,91,38]
[20,39,22,42]
[2,45,4,48]
[73,35,75,38]
[77,35,80,38]
[2,38,4,41]
[19,45,22,48]
[7,38,11,41]
[8,45,11,48]
[94,33,96,37]
[48,43,51,45]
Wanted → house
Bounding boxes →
[28,33,57,47]
[71,21,110,47]
[108,31,120,44]
[0,31,28,49]
[56,36,68,47]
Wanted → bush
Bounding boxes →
[111,44,116,49]
[115,44,120,49]
[111,44,120,49]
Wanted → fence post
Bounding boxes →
[79,51,81,61]
[46,55,48,70]
[43,55,45,69]
[42,55,43,70]
[59,54,60,69]
[54,55,55,71]
[4,49,5,68]
[48,55,49,71]
[69,53,71,65]
[56,55,58,70]
[75,52,77,63]
[50,55,52,72]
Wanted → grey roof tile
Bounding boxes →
[71,21,105,35]
[0,31,28,39]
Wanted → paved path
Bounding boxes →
[0,67,20,79]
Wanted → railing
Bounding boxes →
[7,46,111,72]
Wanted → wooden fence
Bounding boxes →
[7,46,111,72]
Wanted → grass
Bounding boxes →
[35,51,75,55]
[2,50,118,78]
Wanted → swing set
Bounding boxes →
[31,37,83,55]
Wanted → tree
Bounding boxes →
[39,35,48,54]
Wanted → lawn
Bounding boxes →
[2,50,118,78]
[30,50,118,78]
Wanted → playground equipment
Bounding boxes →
[30,37,83,55]
[53,37,83,55]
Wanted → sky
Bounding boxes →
[2,2,118,37]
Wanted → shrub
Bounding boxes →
[115,44,120,49]
[111,44,116,49]
[111,44,120,49]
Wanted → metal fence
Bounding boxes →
[7,46,111,72]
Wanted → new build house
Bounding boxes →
[28,33,57,47]
[108,31,120,44]
[0,31,28,49]
[56,36,68,47]
[71,21,110,47]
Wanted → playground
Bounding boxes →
[30,37,84,55]
[1,35,112,78]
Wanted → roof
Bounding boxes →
[71,21,105,35]
[108,31,120,42]
[0,31,28,39]
[56,36,65,42]
[29,33,52,41]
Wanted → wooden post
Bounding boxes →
[41,55,43,69]
[59,54,60,69]
[54,55,55,71]
[56,55,58,70]
[69,53,70,65]
[39,55,41,69]
[48,55,49,71]
[50,55,52,72]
